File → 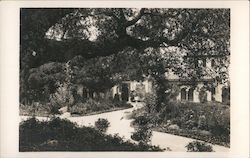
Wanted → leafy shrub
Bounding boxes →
[69,99,110,115]
[48,103,61,115]
[95,118,110,133]
[20,118,163,151]
[144,93,157,113]
[19,117,77,145]
[49,83,74,111]
[69,98,132,116]
[186,141,213,152]
[134,101,230,146]
[133,115,150,127]
[68,102,87,115]
[184,119,197,129]
[21,98,133,117]
[20,103,50,117]
[127,107,146,120]
[155,126,229,147]
[198,115,207,130]
[163,102,230,137]
[170,117,182,127]
[113,100,131,108]
[131,115,153,145]
[131,127,152,144]
[199,88,207,103]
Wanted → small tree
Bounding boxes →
[49,62,74,115]
[131,115,152,145]
[49,82,74,115]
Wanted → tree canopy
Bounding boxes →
[21,8,229,65]
[20,8,230,104]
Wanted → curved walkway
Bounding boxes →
[20,103,229,152]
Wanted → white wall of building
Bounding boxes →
[176,82,224,103]
[215,83,223,102]
[193,88,200,102]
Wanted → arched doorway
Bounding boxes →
[181,88,187,101]
[188,88,194,101]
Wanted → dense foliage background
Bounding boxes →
[20,8,230,107]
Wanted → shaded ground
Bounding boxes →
[20,102,229,152]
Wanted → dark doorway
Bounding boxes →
[82,88,88,99]
[211,87,216,101]
[181,88,186,101]
[222,87,230,105]
[121,83,129,101]
[188,88,194,101]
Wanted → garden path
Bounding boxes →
[20,102,229,152]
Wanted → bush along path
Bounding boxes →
[19,117,163,151]
[19,102,229,152]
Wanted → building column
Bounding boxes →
[112,85,118,98]
[207,91,212,102]
[185,88,189,101]
[127,83,131,102]
[193,87,200,102]
[176,91,181,101]
[215,84,223,102]
[144,80,149,93]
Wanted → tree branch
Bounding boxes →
[125,8,145,27]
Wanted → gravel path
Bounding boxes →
[20,103,229,152]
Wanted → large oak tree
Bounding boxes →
[20,8,230,106]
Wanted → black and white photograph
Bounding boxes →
[19,7,230,152]
[0,1,249,157]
